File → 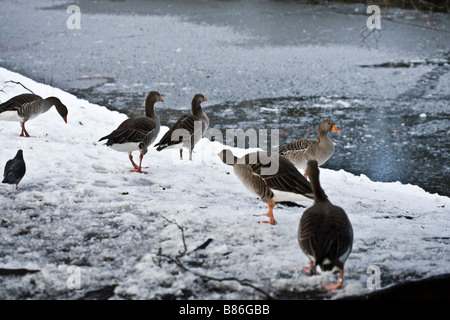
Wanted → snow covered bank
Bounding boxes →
[0,67,448,299]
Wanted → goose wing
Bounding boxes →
[99,117,157,145]
[0,94,41,113]
[277,138,316,155]
[248,152,313,196]
[155,114,204,149]
[299,204,353,269]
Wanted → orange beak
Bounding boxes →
[63,116,68,123]
[204,97,208,101]
[332,125,340,134]
[160,97,164,102]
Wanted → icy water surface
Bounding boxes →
[0,0,450,302]
[0,0,449,195]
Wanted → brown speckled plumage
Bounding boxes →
[218,149,313,225]
[155,94,208,161]
[99,91,163,173]
[0,94,68,137]
[298,160,353,290]
[277,119,340,171]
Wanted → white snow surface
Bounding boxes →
[0,67,449,300]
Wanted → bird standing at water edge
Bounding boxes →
[155,94,209,161]
[99,91,164,174]
[298,160,353,290]
[218,149,313,225]
[276,119,340,175]
[0,94,68,137]
[3,149,26,190]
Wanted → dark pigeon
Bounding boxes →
[2,149,26,190]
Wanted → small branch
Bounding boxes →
[160,215,187,257]
[156,250,275,300]
[2,80,35,94]
[359,26,382,50]
[193,238,214,252]
[153,248,163,268]
[155,216,274,299]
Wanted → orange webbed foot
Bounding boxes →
[130,169,148,174]
[257,218,278,225]
[322,281,343,291]
[254,200,277,225]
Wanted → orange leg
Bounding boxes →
[323,268,344,291]
[128,153,140,169]
[303,260,317,276]
[20,122,30,137]
[130,153,148,174]
[254,200,278,225]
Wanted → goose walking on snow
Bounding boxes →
[298,160,353,291]
[99,91,164,174]
[276,119,340,174]
[0,94,68,137]
[2,149,26,190]
[155,94,208,161]
[218,149,313,225]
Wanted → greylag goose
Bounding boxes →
[2,149,26,190]
[0,94,68,137]
[155,93,208,161]
[218,149,313,225]
[276,119,340,174]
[298,160,353,290]
[99,91,163,174]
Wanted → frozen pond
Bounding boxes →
[0,0,449,301]
[0,0,449,196]
[0,66,449,300]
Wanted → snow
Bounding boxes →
[0,67,449,300]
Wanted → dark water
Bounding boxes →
[0,0,449,196]
[205,89,449,195]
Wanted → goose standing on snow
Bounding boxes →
[276,119,340,174]
[218,149,313,225]
[0,94,68,137]
[298,160,353,291]
[155,93,208,161]
[2,149,26,190]
[99,91,164,174]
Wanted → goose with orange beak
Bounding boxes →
[275,119,340,175]
[0,94,68,137]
